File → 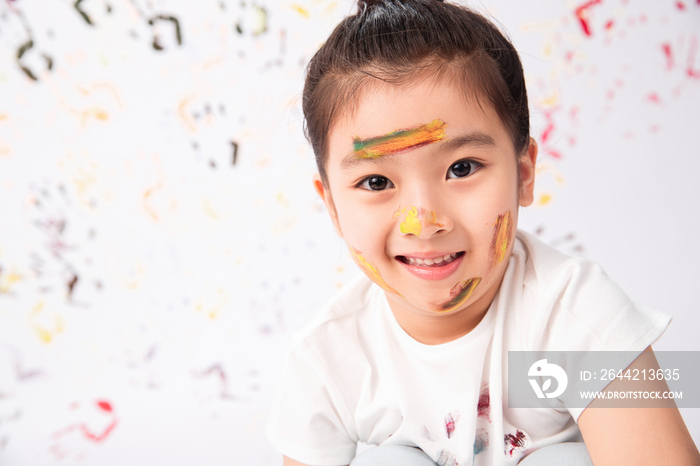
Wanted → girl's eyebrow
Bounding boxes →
[341,130,497,169]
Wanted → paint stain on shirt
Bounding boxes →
[474,428,489,456]
[504,430,528,456]
[477,383,491,423]
[445,412,459,438]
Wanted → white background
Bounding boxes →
[0,0,698,464]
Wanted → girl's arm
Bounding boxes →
[578,346,700,465]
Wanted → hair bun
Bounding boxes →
[357,0,444,5]
[358,0,445,12]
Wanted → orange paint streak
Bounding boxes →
[489,210,513,271]
[353,119,447,159]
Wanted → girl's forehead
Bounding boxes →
[330,77,506,148]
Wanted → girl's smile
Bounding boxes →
[396,251,465,281]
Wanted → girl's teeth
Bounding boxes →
[406,253,458,267]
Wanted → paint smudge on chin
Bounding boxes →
[489,210,512,272]
[477,383,491,423]
[504,430,528,456]
[473,428,489,456]
[349,246,402,297]
[353,119,447,159]
[437,277,481,312]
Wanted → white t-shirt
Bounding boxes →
[266,230,671,466]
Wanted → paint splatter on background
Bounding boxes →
[0,0,698,464]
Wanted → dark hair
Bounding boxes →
[302,0,530,184]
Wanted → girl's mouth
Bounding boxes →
[397,251,464,267]
[396,252,465,281]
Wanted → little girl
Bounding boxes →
[267,1,700,465]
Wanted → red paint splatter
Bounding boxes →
[574,0,603,37]
[51,399,119,449]
[547,149,562,159]
[540,111,556,145]
[73,420,118,442]
[639,14,648,24]
[604,19,614,31]
[676,1,686,10]
[504,430,528,456]
[96,400,112,412]
[605,89,615,100]
[445,413,456,438]
[477,384,491,422]
[646,92,662,104]
[687,36,700,79]
[662,43,674,70]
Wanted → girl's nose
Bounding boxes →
[393,205,450,239]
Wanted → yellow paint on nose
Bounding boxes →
[398,206,422,236]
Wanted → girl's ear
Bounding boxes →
[312,173,344,238]
[518,138,538,207]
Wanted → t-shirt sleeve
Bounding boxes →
[526,255,671,421]
[266,339,357,465]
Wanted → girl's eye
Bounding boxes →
[358,175,395,191]
[447,159,482,179]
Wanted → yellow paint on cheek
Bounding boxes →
[436,277,481,313]
[349,246,403,297]
[489,210,513,271]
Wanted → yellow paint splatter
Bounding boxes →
[29,301,65,344]
[349,246,402,297]
[291,4,310,18]
[532,191,555,208]
[177,93,198,133]
[536,162,567,187]
[0,268,22,293]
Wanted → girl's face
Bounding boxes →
[315,77,537,325]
